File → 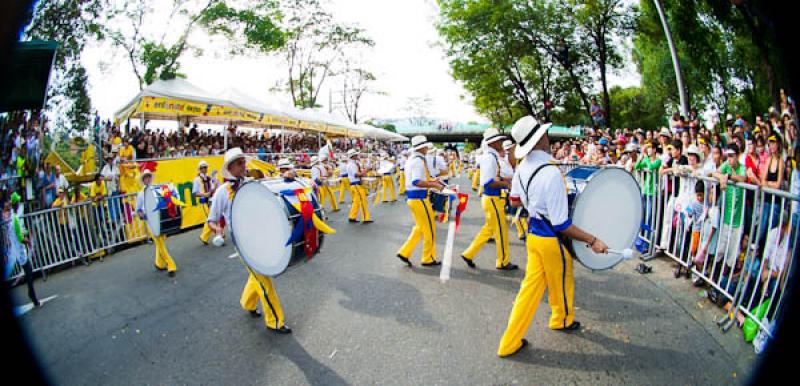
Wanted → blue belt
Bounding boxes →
[383,173,393,176]
[350,181,362,186]
[406,190,428,199]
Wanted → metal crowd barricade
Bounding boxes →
[4,193,149,281]
[636,168,799,341]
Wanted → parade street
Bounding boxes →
[13,177,754,385]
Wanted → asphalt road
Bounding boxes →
[12,176,755,385]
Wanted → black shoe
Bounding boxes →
[271,325,292,334]
[497,263,519,271]
[421,260,441,267]
[487,238,495,244]
[556,321,581,333]
[461,255,476,268]
[396,254,412,267]
[249,309,262,318]
[155,265,167,271]
[168,271,176,277]
[33,300,41,308]
[362,220,374,224]
[348,219,359,223]
[501,339,528,358]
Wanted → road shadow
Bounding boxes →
[335,274,443,331]
[272,335,349,386]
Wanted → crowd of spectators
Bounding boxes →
[551,91,799,327]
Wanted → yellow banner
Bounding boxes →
[119,156,276,229]
[135,96,300,128]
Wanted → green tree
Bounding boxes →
[23,0,106,133]
[607,86,663,129]
[277,0,374,109]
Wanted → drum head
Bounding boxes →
[570,168,642,270]
[143,186,161,236]
[230,181,293,277]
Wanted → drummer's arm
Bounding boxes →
[415,179,445,190]
[560,225,608,254]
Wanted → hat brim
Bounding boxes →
[138,172,154,185]
[514,123,552,159]
[483,134,506,146]
[412,142,433,151]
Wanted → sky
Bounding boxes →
[82,0,640,125]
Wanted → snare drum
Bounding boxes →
[362,177,379,192]
[563,167,642,270]
[230,178,325,277]
[142,184,183,236]
[325,177,341,187]
[429,191,449,213]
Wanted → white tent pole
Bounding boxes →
[224,121,229,151]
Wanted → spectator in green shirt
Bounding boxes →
[712,143,748,269]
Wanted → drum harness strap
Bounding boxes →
[519,162,571,328]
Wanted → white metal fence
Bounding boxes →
[2,193,149,281]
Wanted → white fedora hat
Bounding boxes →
[346,149,359,158]
[511,116,552,159]
[221,147,248,180]
[277,158,294,169]
[502,139,514,151]
[310,155,320,164]
[197,160,208,170]
[410,135,433,151]
[482,127,506,146]
[139,169,154,186]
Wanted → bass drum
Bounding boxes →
[230,178,324,277]
[564,167,642,271]
[142,184,182,236]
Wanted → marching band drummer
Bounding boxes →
[396,150,408,196]
[194,160,218,245]
[396,135,447,267]
[337,155,351,204]
[502,140,528,240]
[461,128,518,270]
[426,148,449,185]
[207,148,292,334]
[346,149,373,223]
[311,155,340,212]
[497,116,608,357]
[135,169,178,277]
[379,154,397,203]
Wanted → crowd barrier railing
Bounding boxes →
[629,167,798,342]
[3,193,149,281]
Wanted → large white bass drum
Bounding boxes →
[564,167,642,271]
[142,184,183,237]
[229,178,324,277]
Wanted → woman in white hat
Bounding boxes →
[135,169,178,277]
[311,155,340,212]
[461,127,518,271]
[396,135,447,266]
[497,116,608,358]
[345,149,372,223]
[193,160,217,245]
[206,147,291,334]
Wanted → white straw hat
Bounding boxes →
[139,169,154,186]
[411,135,433,151]
[511,116,552,159]
[482,127,506,146]
[221,147,248,180]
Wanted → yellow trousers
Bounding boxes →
[338,177,351,203]
[397,171,406,195]
[148,229,176,272]
[199,203,214,243]
[318,185,340,211]
[397,198,437,264]
[240,269,286,329]
[462,196,510,268]
[498,234,575,356]
[471,169,480,191]
[515,217,528,239]
[348,185,372,221]
[377,175,397,203]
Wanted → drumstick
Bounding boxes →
[584,245,636,259]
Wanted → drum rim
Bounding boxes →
[568,167,642,271]
[230,180,294,277]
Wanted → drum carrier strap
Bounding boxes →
[518,163,565,242]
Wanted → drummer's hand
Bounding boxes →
[591,238,609,254]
